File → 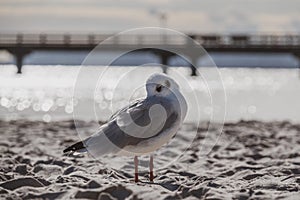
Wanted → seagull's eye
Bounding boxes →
[156,85,162,93]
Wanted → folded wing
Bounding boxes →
[64,97,178,156]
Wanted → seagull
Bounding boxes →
[63,73,187,182]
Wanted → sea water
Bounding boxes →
[0,65,299,123]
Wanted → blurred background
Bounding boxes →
[0,0,299,123]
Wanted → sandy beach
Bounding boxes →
[0,120,299,199]
[1,0,300,199]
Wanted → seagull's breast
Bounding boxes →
[116,89,187,156]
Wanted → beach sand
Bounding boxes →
[0,120,299,199]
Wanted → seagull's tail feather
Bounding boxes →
[63,132,119,156]
[63,140,87,154]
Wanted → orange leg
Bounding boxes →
[134,156,139,182]
[149,155,154,182]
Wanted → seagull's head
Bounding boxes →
[146,73,179,97]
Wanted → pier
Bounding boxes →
[0,33,300,75]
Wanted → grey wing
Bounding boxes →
[109,98,144,121]
[83,97,178,156]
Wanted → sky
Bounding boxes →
[0,0,299,34]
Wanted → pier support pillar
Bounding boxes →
[156,50,174,74]
[293,52,300,78]
[16,53,24,74]
[9,50,31,74]
[160,54,169,74]
[294,53,300,67]
[190,56,198,76]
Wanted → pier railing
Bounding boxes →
[0,33,300,74]
[1,33,300,47]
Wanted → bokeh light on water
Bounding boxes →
[0,65,300,122]
[0,65,77,121]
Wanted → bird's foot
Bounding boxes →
[149,171,154,182]
[135,173,139,183]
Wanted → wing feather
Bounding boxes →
[64,97,179,156]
